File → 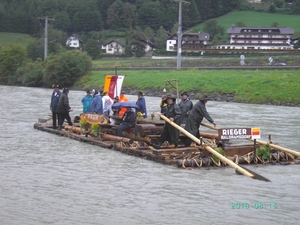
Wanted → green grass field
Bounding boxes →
[190,11,300,36]
[75,69,300,105]
[0,32,34,48]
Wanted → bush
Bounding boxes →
[17,59,44,87]
[43,50,92,87]
[0,44,27,85]
[256,146,270,161]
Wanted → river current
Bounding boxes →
[0,86,299,225]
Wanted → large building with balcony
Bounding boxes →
[166,32,210,52]
[226,26,294,50]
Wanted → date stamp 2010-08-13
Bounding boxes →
[231,202,277,209]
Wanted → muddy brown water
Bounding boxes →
[0,86,299,225]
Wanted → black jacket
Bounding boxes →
[160,102,181,144]
[179,98,193,124]
[57,93,71,113]
[188,100,214,124]
[50,90,61,113]
[121,110,136,126]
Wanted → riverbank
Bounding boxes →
[74,69,300,107]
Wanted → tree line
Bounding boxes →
[0,0,242,35]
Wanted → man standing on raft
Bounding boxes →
[184,95,216,147]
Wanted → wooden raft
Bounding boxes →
[33,116,300,168]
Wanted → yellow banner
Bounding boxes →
[103,75,112,93]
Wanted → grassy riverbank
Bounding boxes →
[75,69,300,106]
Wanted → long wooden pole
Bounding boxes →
[159,114,270,182]
[201,122,218,131]
[248,139,300,158]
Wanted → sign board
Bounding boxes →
[80,113,109,124]
[218,128,261,140]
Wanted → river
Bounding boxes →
[0,86,299,225]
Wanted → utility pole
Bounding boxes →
[173,0,190,70]
[38,16,55,60]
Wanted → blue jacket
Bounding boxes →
[89,95,103,114]
[136,97,147,118]
[81,95,93,113]
[50,90,61,113]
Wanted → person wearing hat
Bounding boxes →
[81,89,93,113]
[50,84,61,129]
[136,92,147,118]
[179,91,193,125]
[184,95,216,147]
[57,87,73,130]
[88,89,103,114]
[153,95,182,149]
[159,95,167,120]
[116,107,137,137]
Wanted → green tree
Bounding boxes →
[122,2,136,28]
[271,22,279,27]
[183,0,201,28]
[203,20,225,40]
[17,59,44,87]
[171,23,178,34]
[84,39,100,59]
[155,26,168,50]
[294,40,300,49]
[107,0,124,29]
[274,0,284,8]
[127,26,146,57]
[53,11,71,33]
[136,1,165,30]
[144,27,154,40]
[27,40,44,61]
[291,0,300,13]
[43,50,92,87]
[268,4,277,13]
[73,10,103,32]
[235,20,247,27]
[0,44,27,85]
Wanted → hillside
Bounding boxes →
[190,10,300,37]
[0,32,34,48]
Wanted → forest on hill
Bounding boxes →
[0,0,243,35]
[0,0,299,88]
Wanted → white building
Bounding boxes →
[66,35,83,48]
[166,32,210,52]
[218,26,294,50]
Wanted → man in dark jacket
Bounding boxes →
[136,91,147,118]
[57,87,73,130]
[116,108,136,137]
[154,95,182,149]
[89,90,103,114]
[50,84,61,129]
[179,91,193,125]
[184,95,216,147]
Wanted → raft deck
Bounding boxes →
[33,116,300,168]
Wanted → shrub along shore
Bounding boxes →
[75,69,300,107]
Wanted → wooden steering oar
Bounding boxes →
[248,139,300,158]
[159,114,270,182]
